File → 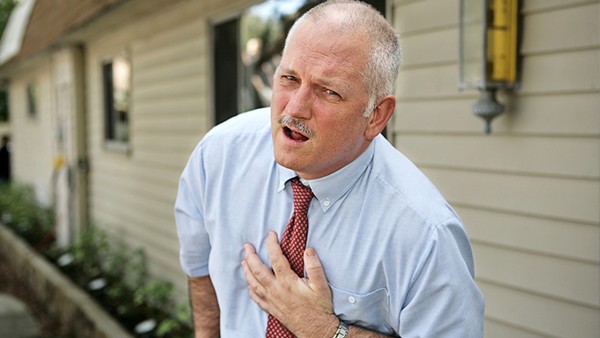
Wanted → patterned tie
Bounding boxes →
[266,177,314,338]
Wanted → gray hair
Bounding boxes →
[284,0,402,117]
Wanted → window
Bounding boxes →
[0,87,8,122]
[102,52,131,147]
[212,0,385,125]
[26,82,36,119]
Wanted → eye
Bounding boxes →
[283,75,298,82]
[325,89,340,97]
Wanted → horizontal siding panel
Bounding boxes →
[474,243,599,307]
[133,96,206,116]
[93,160,181,189]
[134,19,205,55]
[520,49,600,93]
[479,280,600,338]
[392,0,458,34]
[134,39,205,75]
[135,56,205,84]
[522,0,599,13]
[421,168,599,224]
[134,75,205,101]
[393,93,600,136]
[461,207,600,263]
[397,64,458,99]
[93,189,178,244]
[394,97,481,133]
[93,170,179,203]
[393,93,600,135]
[133,149,195,170]
[521,3,599,54]
[396,50,600,100]
[132,140,200,158]
[133,115,206,133]
[395,135,599,178]
[484,319,549,338]
[400,28,457,67]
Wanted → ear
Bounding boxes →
[364,95,396,140]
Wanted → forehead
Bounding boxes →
[280,20,370,81]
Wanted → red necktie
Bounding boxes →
[266,178,314,338]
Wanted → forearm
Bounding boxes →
[347,323,396,338]
[188,275,220,338]
[296,315,395,338]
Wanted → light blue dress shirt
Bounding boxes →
[175,107,484,337]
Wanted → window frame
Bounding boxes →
[101,50,132,153]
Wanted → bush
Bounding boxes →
[0,182,54,247]
[0,182,193,338]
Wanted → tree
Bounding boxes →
[0,0,17,36]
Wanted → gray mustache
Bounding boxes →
[278,116,316,138]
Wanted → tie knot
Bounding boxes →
[291,178,313,212]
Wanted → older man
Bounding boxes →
[175,1,484,337]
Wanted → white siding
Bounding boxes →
[391,0,600,337]
[85,0,262,299]
[8,62,55,206]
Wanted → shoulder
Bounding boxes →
[369,136,460,226]
[187,107,273,176]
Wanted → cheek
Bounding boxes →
[271,86,290,107]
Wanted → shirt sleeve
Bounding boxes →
[174,143,212,277]
[398,219,485,337]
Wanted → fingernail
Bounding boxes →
[305,247,315,257]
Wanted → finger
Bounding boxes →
[266,231,292,277]
[244,242,257,258]
[304,247,330,295]
[242,260,269,304]
[244,242,276,286]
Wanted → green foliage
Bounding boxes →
[156,304,192,338]
[0,181,193,337]
[0,182,54,246]
[0,0,17,36]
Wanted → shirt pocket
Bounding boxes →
[330,284,394,334]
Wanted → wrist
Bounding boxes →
[332,318,349,338]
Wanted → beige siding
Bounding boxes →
[391,0,600,337]
[8,63,55,206]
[85,0,262,299]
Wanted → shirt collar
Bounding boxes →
[276,140,375,212]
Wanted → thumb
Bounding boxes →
[304,247,330,294]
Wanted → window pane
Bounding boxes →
[102,53,130,144]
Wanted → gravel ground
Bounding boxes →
[0,252,73,338]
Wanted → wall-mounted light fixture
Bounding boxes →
[459,0,519,134]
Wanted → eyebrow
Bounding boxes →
[278,66,350,95]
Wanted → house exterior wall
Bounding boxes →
[3,0,599,333]
[390,0,599,337]
[84,0,261,296]
[8,61,55,206]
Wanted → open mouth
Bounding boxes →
[284,126,309,142]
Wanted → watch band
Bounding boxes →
[332,319,349,338]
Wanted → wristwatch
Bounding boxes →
[332,319,349,338]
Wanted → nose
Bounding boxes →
[285,84,313,119]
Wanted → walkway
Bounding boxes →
[0,293,40,338]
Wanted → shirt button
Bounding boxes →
[323,199,331,207]
[348,296,356,304]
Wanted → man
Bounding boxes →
[0,135,10,182]
[175,1,484,337]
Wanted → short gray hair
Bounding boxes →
[284,0,402,117]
